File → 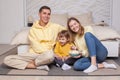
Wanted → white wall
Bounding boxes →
[26,0,112,26]
[112,0,120,34]
[0,0,24,44]
[0,0,119,44]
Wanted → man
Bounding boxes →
[4,6,65,71]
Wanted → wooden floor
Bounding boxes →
[0,76,120,80]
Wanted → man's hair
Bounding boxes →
[39,6,51,13]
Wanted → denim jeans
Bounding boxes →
[73,32,108,71]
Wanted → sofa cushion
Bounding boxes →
[68,12,94,26]
[17,45,29,55]
[11,28,30,45]
[50,13,68,27]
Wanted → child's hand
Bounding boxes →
[63,56,70,61]
[54,54,62,60]
[62,57,65,62]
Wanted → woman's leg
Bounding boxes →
[73,57,91,71]
[84,32,108,73]
[85,32,108,63]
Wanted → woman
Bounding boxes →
[67,17,117,73]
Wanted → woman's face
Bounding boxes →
[69,20,80,33]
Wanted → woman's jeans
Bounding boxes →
[73,32,108,71]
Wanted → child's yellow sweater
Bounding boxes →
[54,42,74,57]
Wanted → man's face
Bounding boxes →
[39,9,51,24]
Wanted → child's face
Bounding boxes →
[58,36,68,46]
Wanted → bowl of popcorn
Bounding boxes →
[69,50,80,57]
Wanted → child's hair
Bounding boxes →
[57,30,71,43]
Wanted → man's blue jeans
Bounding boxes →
[73,32,108,71]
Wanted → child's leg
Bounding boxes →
[61,63,71,70]
[54,57,64,67]
[65,57,79,65]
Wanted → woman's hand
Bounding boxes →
[71,46,78,50]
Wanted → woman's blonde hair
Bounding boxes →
[67,17,84,42]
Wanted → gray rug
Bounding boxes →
[0,58,120,76]
[48,59,120,76]
[0,63,48,76]
[0,44,120,76]
[48,65,87,76]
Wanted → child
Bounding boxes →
[54,30,79,70]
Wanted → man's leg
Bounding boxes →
[35,50,54,66]
[4,53,38,69]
